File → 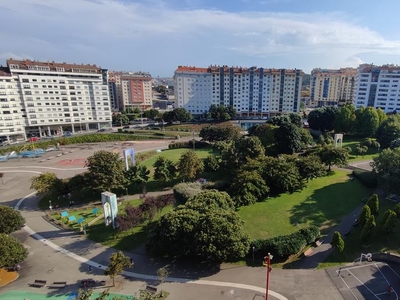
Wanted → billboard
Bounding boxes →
[123,148,135,171]
[101,192,118,229]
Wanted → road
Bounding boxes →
[0,140,344,300]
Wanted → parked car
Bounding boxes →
[28,137,39,142]
[63,131,73,137]
[122,126,130,129]
[97,128,107,132]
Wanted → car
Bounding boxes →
[63,131,73,137]
[97,128,107,132]
[122,126,130,129]
[28,137,39,142]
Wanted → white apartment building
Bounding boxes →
[0,59,111,142]
[174,65,303,116]
[108,71,152,112]
[310,68,357,107]
[354,64,400,113]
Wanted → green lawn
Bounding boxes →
[342,137,380,162]
[238,170,372,240]
[319,196,400,268]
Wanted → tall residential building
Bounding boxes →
[0,59,111,142]
[354,64,400,113]
[107,71,152,112]
[310,68,357,107]
[174,65,304,116]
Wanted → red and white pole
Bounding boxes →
[265,253,272,300]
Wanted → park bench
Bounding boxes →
[304,248,314,257]
[145,285,158,294]
[31,279,47,287]
[49,281,67,288]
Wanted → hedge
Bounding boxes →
[250,226,320,258]
[352,170,377,188]
[168,140,210,150]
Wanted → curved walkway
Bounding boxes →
[10,171,287,300]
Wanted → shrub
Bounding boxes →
[359,205,371,227]
[366,194,379,216]
[362,138,373,147]
[168,142,190,149]
[394,203,400,218]
[251,226,317,259]
[172,182,203,204]
[352,170,377,188]
[330,231,345,252]
[361,215,376,244]
[203,155,220,172]
[383,211,397,234]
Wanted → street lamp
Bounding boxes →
[49,200,53,211]
[252,246,255,262]
[263,253,273,300]
[125,187,128,196]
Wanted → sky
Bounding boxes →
[1,0,400,77]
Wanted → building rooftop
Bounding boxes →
[176,66,208,73]
[176,65,303,75]
[0,66,11,76]
[6,59,102,74]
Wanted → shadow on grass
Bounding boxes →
[289,175,371,234]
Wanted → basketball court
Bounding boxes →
[328,261,400,299]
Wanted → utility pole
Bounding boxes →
[263,253,273,300]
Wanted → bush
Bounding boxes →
[394,203,400,218]
[203,155,220,172]
[168,142,190,149]
[352,170,377,188]
[362,138,373,147]
[203,180,231,191]
[251,226,318,258]
[172,182,203,204]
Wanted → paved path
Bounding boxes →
[0,140,345,300]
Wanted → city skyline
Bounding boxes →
[1,0,400,77]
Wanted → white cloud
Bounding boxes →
[0,0,400,75]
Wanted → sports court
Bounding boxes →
[327,262,400,299]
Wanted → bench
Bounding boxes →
[315,240,323,247]
[49,281,67,288]
[31,279,47,287]
[304,248,314,257]
[145,285,158,294]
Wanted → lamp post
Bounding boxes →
[252,246,255,262]
[49,200,53,211]
[263,253,273,300]
[125,187,128,196]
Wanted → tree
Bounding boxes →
[104,251,133,286]
[0,205,25,234]
[333,104,356,134]
[77,288,93,300]
[86,151,126,192]
[356,107,380,137]
[275,123,308,154]
[153,156,176,183]
[143,109,159,120]
[125,164,150,194]
[203,155,220,172]
[0,233,28,268]
[148,190,250,262]
[296,155,326,182]
[229,170,269,207]
[177,150,204,181]
[359,205,371,227]
[372,148,400,194]
[355,144,368,157]
[30,172,64,195]
[330,231,345,252]
[318,146,349,171]
[394,203,400,218]
[376,108,388,125]
[115,114,129,126]
[157,267,169,297]
[376,116,400,149]
[308,107,340,132]
[361,215,376,244]
[383,210,397,234]
[172,108,192,122]
[208,104,236,121]
[247,123,277,152]
[269,113,302,127]
[366,194,379,216]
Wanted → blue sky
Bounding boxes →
[1,0,400,77]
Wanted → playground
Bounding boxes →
[328,261,400,299]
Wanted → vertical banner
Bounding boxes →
[101,192,118,229]
[123,148,135,171]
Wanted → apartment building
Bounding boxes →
[310,68,357,107]
[108,71,152,112]
[354,64,400,113]
[174,65,304,116]
[0,59,111,142]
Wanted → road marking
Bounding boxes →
[15,191,37,210]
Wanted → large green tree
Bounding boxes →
[148,190,250,262]
[86,151,126,192]
[361,215,376,244]
[372,148,400,194]
[30,172,64,196]
[317,146,349,171]
[208,104,236,121]
[383,210,397,234]
[274,123,307,154]
[247,123,277,153]
[359,205,371,227]
[104,251,133,286]
[333,104,357,134]
[199,125,241,142]
[153,156,176,183]
[356,107,380,137]
[376,116,400,149]
[177,150,204,181]
[115,114,129,126]
[308,107,340,132]
[296,155,326,182]
[143,109,160,120]
[0,233,28,268]
[0,205,25,234]
[229,170,269,207]
[366,194,379,216]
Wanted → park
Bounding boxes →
[1,105,400,299]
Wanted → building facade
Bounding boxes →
[354,64,400,113]
[310,68,357,107]
[174,65,304,116]
[0,59,111,142]
[108,71,152,112]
